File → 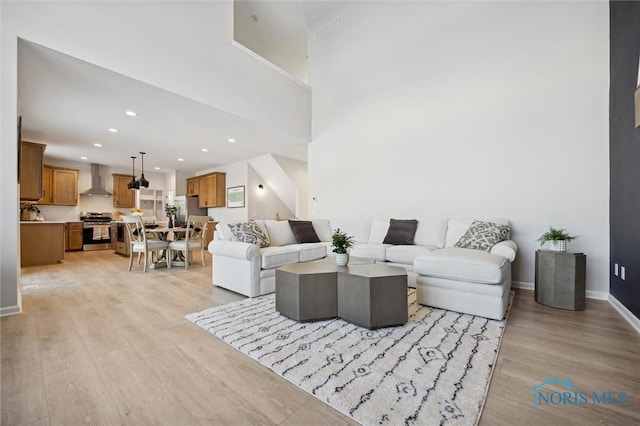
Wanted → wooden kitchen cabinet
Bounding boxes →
[52,168,78,205]
[186,177,200,196]
[198,172,226,208]
[19,141,46,201]
[113,174,135,208]
[38,166,78,206]
[66,222,83,251]
[40,166,53,205]
[20,222,65,267]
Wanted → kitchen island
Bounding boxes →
[20,221,65,267]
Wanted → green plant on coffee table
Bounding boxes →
[536,226,578,245]
[331,228,355,254]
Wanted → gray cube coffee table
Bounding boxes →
[275,262,339,322]
[275,258,408,329]
[338,264,408,329]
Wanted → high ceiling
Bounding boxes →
[18,1,342,175]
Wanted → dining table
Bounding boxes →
[145,226,188,268]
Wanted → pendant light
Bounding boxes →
[137,151,150,188]
[127,156,140,190]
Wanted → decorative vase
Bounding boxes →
[168,216,174,229]
[549,240,566,252]
[336,253,349,266]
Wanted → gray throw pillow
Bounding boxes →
[288,220,321,243]
[454,220,511,252]
[383,219,418,245]
[228,220,270,248]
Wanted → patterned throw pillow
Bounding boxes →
[454,220,511,252]
[228,220,270,248]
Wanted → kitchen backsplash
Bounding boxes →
[37,196,118,221]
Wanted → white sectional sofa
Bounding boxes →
[208,218,517,320]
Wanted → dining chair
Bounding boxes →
[167,215,210,269]
[122,215,169,272]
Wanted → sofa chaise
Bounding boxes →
[208,218,517,320]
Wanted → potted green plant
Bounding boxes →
[537,226,578,252]
[332,228,355,266]
[165,205,177,228]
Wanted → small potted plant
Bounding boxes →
[165,205,177,228]
[537,226,578,252]
[332,228,355,266]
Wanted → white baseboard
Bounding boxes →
[0,305,22,317]
[608,295,640,335]
[511,281,608,300]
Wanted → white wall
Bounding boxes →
[273,154,308,219]
[248,164,295,220]
[308,2,609,296]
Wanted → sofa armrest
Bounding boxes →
[490,240,518,262]
[208,240,260,261]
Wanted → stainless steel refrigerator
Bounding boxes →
[173,195,207,226]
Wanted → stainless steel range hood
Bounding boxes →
[80,163,113,196]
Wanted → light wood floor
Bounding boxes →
[2,250,638,426]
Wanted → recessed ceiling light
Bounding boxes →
[93,143,102,147]
[178,158,184,162]
[125,110,137,117]
[201,148,209,152]
[108,128,119,133]
[154,167,160,170]
[80,156,88,160]
[228,138,236,143]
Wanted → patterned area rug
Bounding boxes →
[185,290,508,426]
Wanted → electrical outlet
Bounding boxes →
[615,263,619,276]
[621,266,626,280]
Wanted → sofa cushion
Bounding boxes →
[349,243,390,261]
[260,246,300,269]
[383,219,418,245]
[445,218,510,247]
[215,221,233,241]
[368,219,390,243]
[414,218,448,248]
[329,220,371,243]
[264,220,297,246]
[454,220,511,252]
[312,219,332,242]
[288,220,321,243]
[294,242,328,262]
[414,247,508,284]
[386,244,439,265]
[228,220,271,248]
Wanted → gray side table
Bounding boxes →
[535,250,586,310]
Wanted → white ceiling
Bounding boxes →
[17,2,341,175]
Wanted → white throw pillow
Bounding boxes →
[368,219,390,244]
[311,219,332,242]
[264,220,297,246]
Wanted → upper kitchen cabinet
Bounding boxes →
[113,174,135,208]
[38,165,78,206]
[198,172,226,208]
[186,177,200,196]
[19,141,46,201]
[52,168,78,205]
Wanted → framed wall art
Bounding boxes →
[227,185,245,208]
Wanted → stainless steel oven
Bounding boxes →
[81,212,113,251]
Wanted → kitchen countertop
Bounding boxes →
[20,221,67,224]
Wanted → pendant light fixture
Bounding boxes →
[127,156,140,190]
[137,151,149,188]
